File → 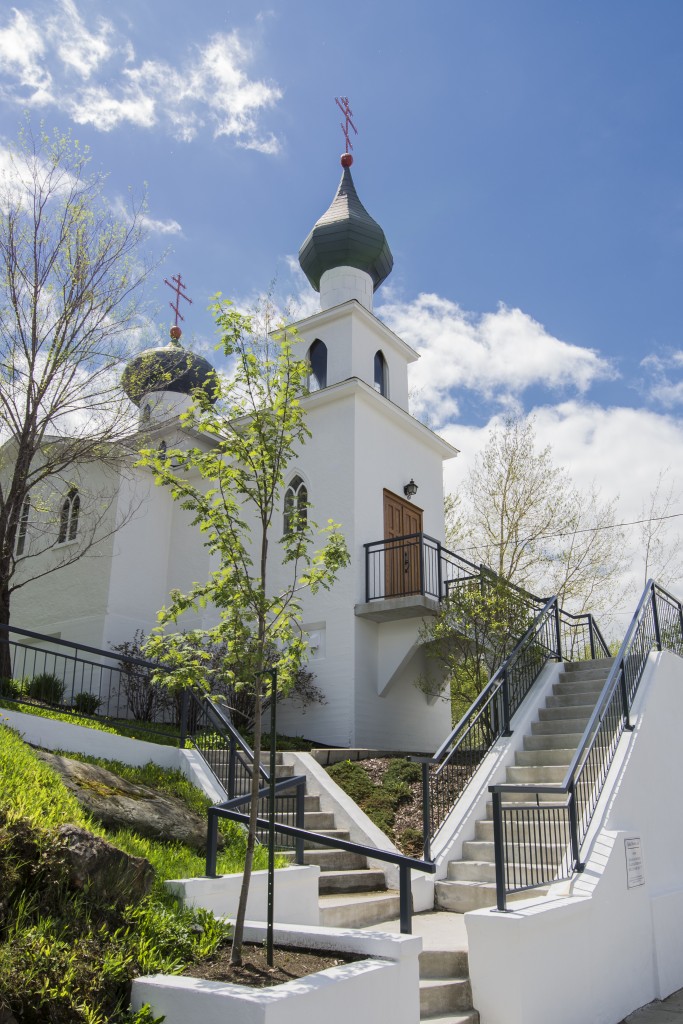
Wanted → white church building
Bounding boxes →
[12,152,459,751]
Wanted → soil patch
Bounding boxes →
[182,942,363,987]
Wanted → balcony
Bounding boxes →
[355,533,482,622]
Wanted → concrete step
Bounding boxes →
[537,705,594,722]
[523,732,583,749]
[462,839,565,864]
[318,869,387,894]
[545,693,602,709]
[475,817,570,843]
[304,849,367,871]
[532,715,592,732]
[556,668,610,685]
[420,977,473,1016]
[553,679,606,697]
[505,764,568,784]
[435,879,549,913]
[303,828,351,849]
[562,658,614,673]
[447,860,497,883]
[319,891,400,928]
[514,748,574,767]
[419,950,470,979]
[420,1013,480,1024]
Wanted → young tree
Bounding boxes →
[0,122,151,659]
[141,298,348,966]
[457,418,626,619]
[638,468,683,589]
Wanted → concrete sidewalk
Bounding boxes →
[623,988,683,1023]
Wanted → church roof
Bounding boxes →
[298,161,393,293]
[121,332,216,407]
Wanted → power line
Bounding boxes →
[456,510,683,553]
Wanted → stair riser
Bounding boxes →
[514,749,574,767]
[524,733,583,749]
[420,978,473,1015]
[435,881,498,913]
[462,841,565,864]
[419,949,470,978]
[553,682,605,697]
[304,851,367,870]
[318,871,387,894]
[475,819,570,843]
[448,861,497,882]
[537,706,593,721]
[546,694,601,708]
[319,896,400,929]
[532,717,592,733]
[506,765,567,783]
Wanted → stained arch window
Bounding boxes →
[284,475,308,535]
[374,350,388,397]
[159,440,167,462]
[16,495,30,556]
[307,339,327,392]
[58,488,80,544]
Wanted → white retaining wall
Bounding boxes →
[467,651,683,1024]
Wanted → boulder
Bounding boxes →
[56,824,155,904]
[35,751,218,851]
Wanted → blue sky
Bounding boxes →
[1,0,683,614]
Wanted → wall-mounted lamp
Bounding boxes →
[403,479,418,499]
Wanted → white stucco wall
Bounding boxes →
[466,651,683,1024]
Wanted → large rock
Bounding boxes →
[35,751,218,851]
[56,824,155,904]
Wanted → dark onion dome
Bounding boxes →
[121,327,217,407]
[298,157,393,293]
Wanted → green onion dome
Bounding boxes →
[121,327,216,407]
[298,155,393,293]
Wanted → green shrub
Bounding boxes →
[72,691,102,715]
[383,758,421,788]
[396,826,424,858]
[26,672,65,704]
[327,759,374,803]
[0,677,20,699]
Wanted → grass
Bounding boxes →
[0,697,180,745]
[0,719,278,1024]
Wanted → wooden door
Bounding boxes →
[383,489,424,597]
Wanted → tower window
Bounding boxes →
[374,350,388,397]
[58,488,80,544]
[142,403,152,423]
[159,440,167,462]
[284,475,308,535]
[307,339,327,392]
[16,495,30,556]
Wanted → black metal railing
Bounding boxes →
[490,580,682,910]
[205,803,436,934]
[420,598,610,860]
[182,689,310,853]
[0,623,180,740]
[364,533,481,602]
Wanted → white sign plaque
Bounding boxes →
[625,838,645,888]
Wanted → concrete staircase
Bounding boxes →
[419,948,479,1024]
[202,746,397,922]
[435,657,614,913]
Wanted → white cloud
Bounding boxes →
[640,349,683,408]
[48,0,113,79]
[377,293,615,427]
[139,214,182,236]
[442,400,683,621]
[0,8,52,101]
[0,4,282,151]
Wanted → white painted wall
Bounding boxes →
[131,923,421,1024]
[466,651,683,1024]
[320,266,374,312]
[166,865,321,926]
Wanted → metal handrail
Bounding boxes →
[490,579,682,909]
[420,595,609,859]
[205,803,436,934]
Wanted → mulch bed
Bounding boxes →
[182,943,363,987]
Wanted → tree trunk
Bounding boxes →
[0,585,13,682]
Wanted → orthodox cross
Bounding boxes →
[164,273,193,326]
[335,96,357,154]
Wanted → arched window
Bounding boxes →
[58,488,80,544]
[307,339,327,392]
[142,403,152,423]
[374,350,388,397]
[16,495,30,556]
[159,440,167,462]
[284,475,308,535]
